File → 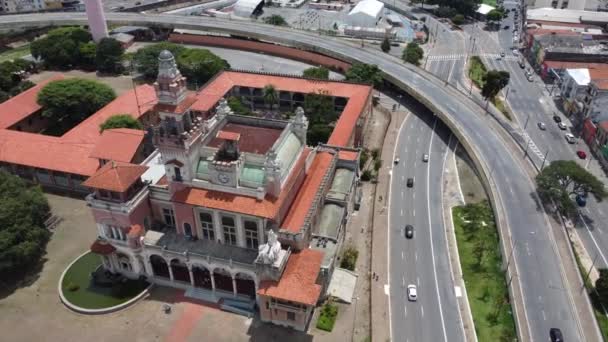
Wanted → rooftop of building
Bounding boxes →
[310,236,338,269]
[207,122,283,154]
[313,203,345,239]
[82,161,148,192]
[257,248,323,306]
[89,128,145,163]
[349,0,384,17]
[535,33,608,54]
[191,70,372,147]
[527,7,608,24]
[0,75,62,129]
[545,60,608,70]
[326,168,355,202]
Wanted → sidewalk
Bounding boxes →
[370,96,407,342]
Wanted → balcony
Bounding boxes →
[270,301,307,312]
[86,186,149,214]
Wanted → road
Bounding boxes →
[466,0,608,271]
[0,12,597,341]
[389,106,464,342]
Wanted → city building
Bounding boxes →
[0,0,46,12]
[83,51,372,331]
[526,32,608,72]
[346,0,384,28]
[232,0,263,18]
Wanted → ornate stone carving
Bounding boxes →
[257,230,282,265]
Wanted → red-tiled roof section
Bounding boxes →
[257,249,323,306]
[208,123,283,154]
[90,128,145,163]
[216,130,241,141]
[600,121,608,132]
[593,79,608,90]
[173,148,310,218]
[82,161,148,192]
[90,239,117,255]
[281,152,334,233]
[0,75,63,129]
[338,150,359,161]
[544,61,608,70]
[191,71,371,147]
[0,79,157,176]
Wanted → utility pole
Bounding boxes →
[584,254,599,288]
[524,113,530,130]
[541,150,549,170]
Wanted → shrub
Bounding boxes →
[361,170,373,182]
[340,247,359,271]
[373,159,382,172]
[67,282,80,292]
[316,302,338,331]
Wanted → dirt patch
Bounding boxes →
[28,70,135,96]
[455,144,488,204]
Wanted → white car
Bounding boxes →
[422,154,429,162]
[394,157,400,164]
[407,284,417,301]
[565,133,576,144]
[558,122,567,130]
[512,49,519,56]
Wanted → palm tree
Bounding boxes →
[263,84,278,111]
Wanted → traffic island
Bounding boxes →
[452,201,517,341]
[59,251,151,314]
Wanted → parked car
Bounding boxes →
[558,122,567,130]
[519,60,525,68]
[565,133,576,144]
[407,285,418,301]
[538,122,546,130]
[500,51,506,57]
[407,178,414,188]
[512,49,519,56]
[504,25,510,30]
[394,157,400,164]
[576,194,587,207]
[405,225,414,239]
[422,154,429,162]
[553,115,562,123]
[550,328,564,342]
[527,75,534,82]
[577,150,587,159]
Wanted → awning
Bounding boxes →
[90,239,116,255]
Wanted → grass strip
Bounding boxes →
[316,302,338,332]
[453,201,517,341]
[0,44,31,63]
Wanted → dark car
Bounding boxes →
[407,178,414,188]
[503,25,510,30]
[576,194,587,207]
[553,115,562,123]
[405,225,414,239]
[550,328,564,342]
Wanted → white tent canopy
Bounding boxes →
[346,0,384,27]
[477,4,495,15]
[233,0,263,17]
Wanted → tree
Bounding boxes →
[486,9,503,27]
[78,42,97,71]
[308,124,332,146]
[132,42,186,79]
[481,70,510,100]
[452,14,465,25]
[176,48,230,87]
[402,42,424,66]
[37,78,116,130]
[428,0,481,17]
[227,96,252,115]
[536,160,607,217]
[381,36,391,53]
[435,6,457,18]
[30,27,92,69]
[304,90,336,123]
[596,269,608,306]
[96,37,125,74]
[264,15,289,26]
[340,247,359,271]
[345,63,383,88]
[0,170,51,275]
[303,66,330,80]
[99,114,143,132]
[262,84,278,110]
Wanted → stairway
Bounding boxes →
[184,287,220,304]
[220,297,256,318]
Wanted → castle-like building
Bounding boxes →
[80,51,372,331]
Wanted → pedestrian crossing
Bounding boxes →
[522,132,546,160]
[427,53,518,61]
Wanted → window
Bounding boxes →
[163,208,176,227]
[199,212,215,240]
[244,220,259,249]
[99,190,110,198]
[287,311,296,321]
[222,216,237,245]
[183,222,193,237]
[174,167,182,181]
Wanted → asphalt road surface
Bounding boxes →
[0,12,595,341]
[389,106,464,342]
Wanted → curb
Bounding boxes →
[58,250,153,315]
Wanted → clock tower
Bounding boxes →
[208,129,241,188]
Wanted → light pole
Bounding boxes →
[584,254,599,289]
[541,150,549,170]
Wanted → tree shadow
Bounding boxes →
[529,191,544,213]
[0,254,49,301]
[574,211,597,232]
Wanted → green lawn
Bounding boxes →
[482,0,497,6]
[0,44,31,63]
[316,302,338,332]
[453,201,517,341]
[492,97,512,121]
[468,56,487,89]
[61,252,148,309]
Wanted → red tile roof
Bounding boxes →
[89,128,145,163]
[191,71,371,147]
[544,61,608,70]
[281,152,334,233]
[0,75,63,129]
[338,150,359,161]
[90,239,116,255]
[0,78,157,176]
[173,148,310,219]
[258,249,323,306]
[208,123,282,154]
[593,79,608,90]
[216,130,241,141]
[82,161,148,192]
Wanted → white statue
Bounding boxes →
[257,230,282,265]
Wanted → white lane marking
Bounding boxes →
[542,310,547,321]
[403,276,405,286]
[421,305,424,317]
[413,209,416,217]
[415,252,418,261]
[402,251,404,260]
[426,118,449,342]
[405,306,407,318]
[401,209,403,216]
[413,192,416,200]
[417,277,420,286]
[579,211,608,266]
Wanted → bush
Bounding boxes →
[371,148,380,160]
[435,6,456,18]
[402,42,424,66]
[100,114,143,132]
[67,282,80,292]
[303,66,330,80]
[452,14,465,25]
[264,15,289,26]
[359,149,369,169]
[227,96,252,116]
[340,247,359,271]
[373,159,382,172]
[361,170,373,182]
[316,302,338,332]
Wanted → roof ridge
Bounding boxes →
[225,68,373,87]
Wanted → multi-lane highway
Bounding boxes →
[0,12,599,341]
[389,106,464,342]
